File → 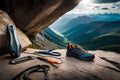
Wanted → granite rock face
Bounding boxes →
[0,0,81,36]
[0,48,120,80]
[0,0,81,52]
[0,10,31,53]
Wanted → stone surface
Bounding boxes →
[0,0,81,36]
[0,48,120,80]
[0,10,31,53]
[35,33,59,49]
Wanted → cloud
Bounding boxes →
[66,1,120,14]
[92,0,120,3]
[101,7,109,10]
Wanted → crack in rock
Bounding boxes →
[75,66,103,80]
[99,57,120,70]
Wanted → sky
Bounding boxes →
[66,0,120,14]
[49,0,120,29]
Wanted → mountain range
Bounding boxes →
[39,28,72,48]
[50,14,120,33]
[63,20,120,44]
[39,14,120,52]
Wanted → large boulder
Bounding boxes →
[0,0,81,36]
[0,10,31,53]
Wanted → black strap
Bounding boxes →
[13,65,50,80]
[70,47,84,56]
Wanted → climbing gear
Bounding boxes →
[33,50,63,64]
[13,65,50,80]
[9,56,34,64]
[37,57,60,64]
[35,49,61,56]
[9,55,61,65]
[7,24,22,58]
[66,43,95,61]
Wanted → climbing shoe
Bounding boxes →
[66,43,95,61]
[8,24,22,58]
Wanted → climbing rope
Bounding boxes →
[13,65,50,80]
